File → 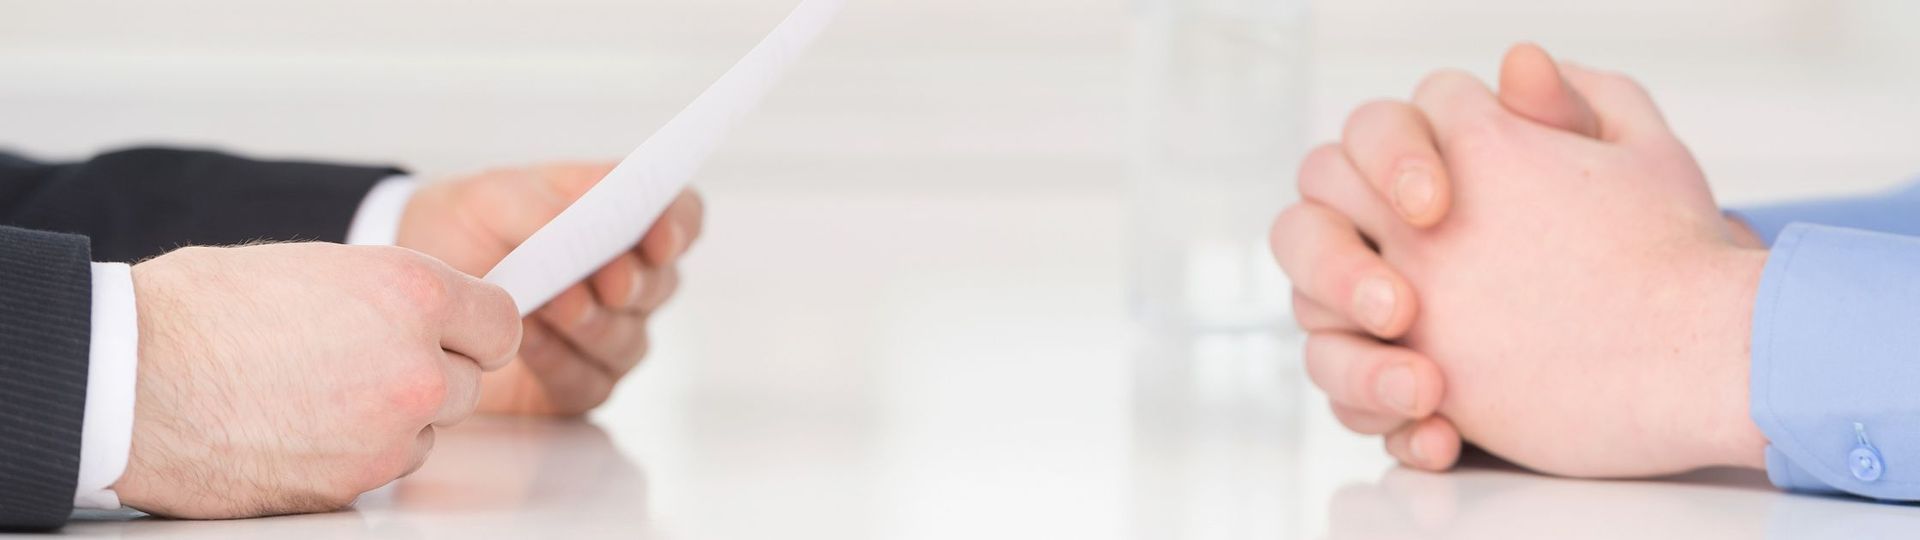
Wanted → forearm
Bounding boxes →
[1745,223,1920,500]
[1727,179,1920,246]
[0,147,401,262]
[0,227,95,531]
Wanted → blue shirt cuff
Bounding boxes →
[1751,223,1920,500]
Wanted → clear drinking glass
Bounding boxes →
[1127,0,1309,333]
[1127,1,1313,538]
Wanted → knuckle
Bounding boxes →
[386,356,449,419]
[554,381,615,417]
[682,189,706,217]
[1335,252,1386,286]
[1301,333,1341,383]
[477,285,524,365]
[1337,417,1372,434]
[1384,431,1411,459]
[1342,99,1412,138]
[579,383,615,412]
[480,282,521,326]
[1269,204,1335,269]
[1289,290,1326,328]
[368,248,453,320]
[1595,69,1640,89]
[1443,113,1521,160]
[1316,335,1379,396]
[1290,289,1312,313]
[1297,142,1345,179]
[1269,203,1310,242]
[1413,68,1479,99]
[1295,144,1349,200]
[1332,407,1380,433]
[654,269,682,306]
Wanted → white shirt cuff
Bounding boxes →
[76,262,137,509]
[345,176,418,246]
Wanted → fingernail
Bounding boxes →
[1376,365,1417,415]
[574,303,599,328]
[625,268,645,308]
[1351,276,1397,332]
[1394,166,1436,220]
[1408,429,1431,465]
[665,223,688,261]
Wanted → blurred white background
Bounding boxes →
[7,0,1920,199]
[12,1,1920,538]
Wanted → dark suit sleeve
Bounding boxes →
[0,147,402,262]
[0,227,93,531]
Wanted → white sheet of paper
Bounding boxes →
[485,0,843,315]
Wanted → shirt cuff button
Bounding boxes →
[1851,422,1886,483]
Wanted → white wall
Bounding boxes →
[4,0,1919,200]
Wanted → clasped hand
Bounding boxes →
[1271,44,1770,477]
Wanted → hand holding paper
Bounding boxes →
[484,0,844,315]
[397,164,702,415]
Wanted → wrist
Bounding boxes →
[112,257,191,512]
[114,260,167,509]
[345,176,419,247]
[391,182,466,262]
[1687,245,1771,470]
[1723,213,1765,249]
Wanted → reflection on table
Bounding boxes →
[1325,452,1920,540]
[62,418,650,539]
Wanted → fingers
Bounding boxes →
[541,281,602,330]
[586,253,681,314]
[1292,289,1362,333]
[1304,332,1444,419]
[1495,42,1671,144]
[636,265,680,314]
[1385,416,1464,471]
[520,188,687,382]
[535,290,651,377]
[514,320,619,415]
[1411,69,1509,148]
[1341,101,1452,227]
[527,248,675,389]
[537,162,619,201]
[432,351,483,426]
[641,189,705,266]
[1556,63,1673,144]
[589,253,649,311]
[1270,202,1418,338]
[437,272,522,372]
[1297,143,1404,242]
[1497,42,1601,138]
[462,164,618,250]
[1331,402,1411,435]
[535,284,612,355]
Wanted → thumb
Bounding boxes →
[1497,42,1601,138]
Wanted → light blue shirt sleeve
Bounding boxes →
[1749,223,1920,500]
[1728,180,1920,498]
[1730,180,1920,245]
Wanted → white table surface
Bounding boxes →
[9,0,1920,538]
